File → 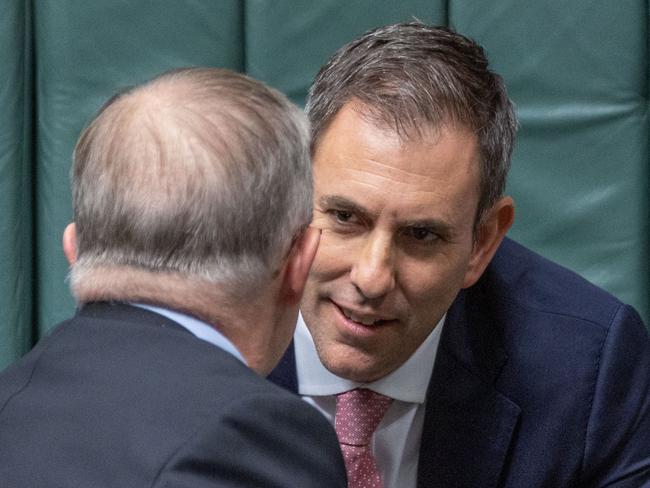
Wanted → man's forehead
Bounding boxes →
[329,98,472,144]
[312,108,480,180]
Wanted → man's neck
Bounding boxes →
[71,265,281,373]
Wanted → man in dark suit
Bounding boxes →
[269,23,650,487]
[0,68,346,487]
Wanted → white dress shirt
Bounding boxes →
[132,303,247,364]
[294,313,444,488]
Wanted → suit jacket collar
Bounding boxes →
[76,301,191,335]
[269,335,299,393]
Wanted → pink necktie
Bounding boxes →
[335,388,393,488]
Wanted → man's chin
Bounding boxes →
[317,345,390,383]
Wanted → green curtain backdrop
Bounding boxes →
[0,0,33,368]
[451,0,649,312]
[1,0,648,370]
[32,0,245,340]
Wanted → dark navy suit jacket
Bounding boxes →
[0,303,346,488]
[270,238,650,487]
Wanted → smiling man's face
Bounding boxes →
[300,101,492,383]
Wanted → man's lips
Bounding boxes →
[331,300,397,328]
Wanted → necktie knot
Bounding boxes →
[335,388,393,446]
[335,388,393,487]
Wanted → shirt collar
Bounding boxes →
[295,312,444,403]
[131,303,247,365]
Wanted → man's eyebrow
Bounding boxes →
[318,195,373,220]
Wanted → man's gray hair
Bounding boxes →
[71,67,311,294]
[307,22,518,223]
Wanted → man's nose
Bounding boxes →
[350,232,396,299]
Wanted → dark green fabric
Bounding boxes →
[33,0,244,337]
[0,1,647,370]
[244,0,447,105]
[450,0,649,319]
[0,0,33,369]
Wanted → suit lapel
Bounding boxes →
[418,289,520,488]
[267,340,299,393]
[417,348,520,488]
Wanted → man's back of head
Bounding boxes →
[62,67,321,373]
[71,67,311,295]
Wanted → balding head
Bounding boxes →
[71,68,311,297]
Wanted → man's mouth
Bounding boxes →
[336,303,395,327]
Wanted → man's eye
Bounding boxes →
[405,227,438,243]
[330,210,353,224]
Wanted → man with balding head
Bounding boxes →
[0,68,346,487]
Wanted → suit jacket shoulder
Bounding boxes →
[471,237,627,324]
[0,302,346,488]
[424,238,650,487]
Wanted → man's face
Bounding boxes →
[300,101,485,383]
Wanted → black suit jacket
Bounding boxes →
[270,238,650,487]
[0,303,346,487]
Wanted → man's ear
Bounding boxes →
[462,196,515,288]
[280,226,321,304]
[62,223,78,266]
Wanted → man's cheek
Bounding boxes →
[311,235,353,274]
